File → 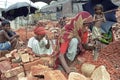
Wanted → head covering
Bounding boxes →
[34,27,46,35]
[63,11,92,41]
[74,11,92,24]
[60,11,92,54]
[65,11,92,30]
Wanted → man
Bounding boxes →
[0,22,19,51]
[27,27,53,57]
[58,11,93,74]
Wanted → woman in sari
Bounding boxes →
[58,11,93,73]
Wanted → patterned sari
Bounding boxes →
[59,11,93,54]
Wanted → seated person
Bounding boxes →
[92,4,112,45]
[83,0,118,36]
[0,23,19,51]
[1,20,19,50]
[1,20,16,37]
[27,26,53,57]
[57,11,93,74]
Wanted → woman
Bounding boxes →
[58,11,93,73]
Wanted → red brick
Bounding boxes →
[0,61,11,73]
[0,50,9,57]
[45,70,67,80]
[0,57,7,62]
[1,76,18,80]
[4,66,24,78]
[7,76,18,80]
[11,63,20,68]
[31,64,51,76]
[23,59,40,71]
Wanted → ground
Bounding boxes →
[15,28,120,80]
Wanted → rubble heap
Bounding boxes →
[77,41,120,80]
[100,41,120,80]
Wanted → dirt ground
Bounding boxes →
[76,41,120,80]
[16,28,120,80]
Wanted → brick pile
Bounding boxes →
[29,64,67,80]
[15,28,35,42]
[76,41,120,80]
[100,41,120,80]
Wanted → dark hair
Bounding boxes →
[63,16,66,19]
[1,20,10,26]
[94,4,103,11]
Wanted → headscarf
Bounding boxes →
[34,27,46,35]
[62,11,92,42]
[59,11,92,54]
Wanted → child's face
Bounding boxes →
[95,8,102,14]
[3,24,10,31]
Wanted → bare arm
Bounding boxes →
[93,14,96,22]
[103,14,106,22]
[3,30,18,41]
[45,35,50,49]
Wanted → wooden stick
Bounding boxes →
[84,9,120,24]
[103,9,119,14]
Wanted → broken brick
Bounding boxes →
[21,54,30,63]
[23,59,40,71]
[0,61,11,73]
[4,66,24,78]
[45,70,67,80]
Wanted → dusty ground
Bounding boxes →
[75,41,120,80]
[16,28,120,80]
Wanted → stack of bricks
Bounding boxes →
[29,64,67,80]
[0,48,57,80]
[0,60,18,80]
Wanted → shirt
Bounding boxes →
[27,37,53,55]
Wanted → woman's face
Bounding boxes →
[82,23,90,32]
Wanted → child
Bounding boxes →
[92,4,107,60]
[93,4,106,23]
[0,21,19,51]
[92,4,108,40]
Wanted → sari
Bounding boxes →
[59,11,93,54]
